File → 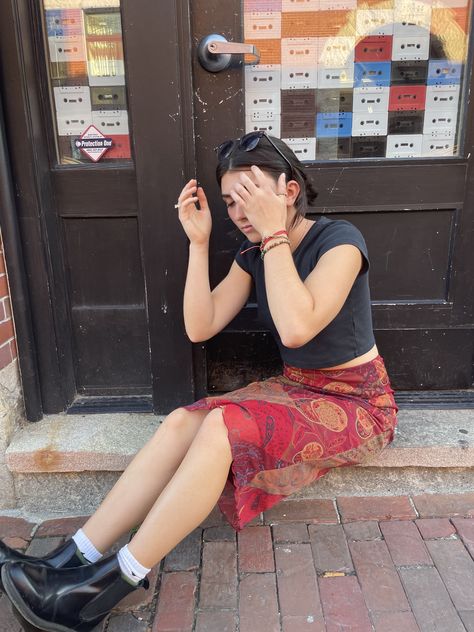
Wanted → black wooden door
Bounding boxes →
[190,0,474,394]
[0,0,195,418]
[1,0,473,421]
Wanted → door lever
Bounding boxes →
[197,34,260,72]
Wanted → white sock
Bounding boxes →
[117,544,151,585]
[72,528,103,563]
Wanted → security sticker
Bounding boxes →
[74,124,112,162]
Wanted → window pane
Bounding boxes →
[243,0,471,161]
[42,1,131,165]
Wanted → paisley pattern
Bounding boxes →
[355,406,376,440]
[183,354,398,531]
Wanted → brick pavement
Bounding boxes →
[1,492,474,632]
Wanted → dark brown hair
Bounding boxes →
[216,135,318,231]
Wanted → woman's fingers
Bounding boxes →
[233,182,251,201]
[179,185,196,204]
[178,179,197,200]
[178,198,197,222]
[229,188,244,205]
[239,172,258,194]
[250,165,266,183]
[277,172,287,195]
[177,180,211,218]
[192,186,211,212]
[179,196,199,212]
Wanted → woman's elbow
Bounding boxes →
[281,337,301,349]
[185,329,209,344]
[281,326,319,349]
[281,332,308,349]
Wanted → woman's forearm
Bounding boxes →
[263,243,315,347]
[183,242,215,342]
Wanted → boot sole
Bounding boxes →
[1,564,75,632]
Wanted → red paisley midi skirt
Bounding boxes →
[182,354,399,532]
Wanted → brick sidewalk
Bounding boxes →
[1,492,474,632]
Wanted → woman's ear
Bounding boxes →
[286,178,301,206]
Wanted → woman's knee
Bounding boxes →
[162,407,188,428]
[155,406,207,437]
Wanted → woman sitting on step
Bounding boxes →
[0,131,399,632]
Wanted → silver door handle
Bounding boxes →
[208,41,259,57]
[197,34,260,72]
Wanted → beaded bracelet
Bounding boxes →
[260,238,291,260]
[260,230,288,251]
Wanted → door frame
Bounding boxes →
[0,0,200,420]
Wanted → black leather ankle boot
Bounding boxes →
[0,538,87,591]
[1,553,149,632]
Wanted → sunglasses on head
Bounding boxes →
[215,131,294,174]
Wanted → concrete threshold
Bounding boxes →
[3,409,474,515]
[6,409,474,473]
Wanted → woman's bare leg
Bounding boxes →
[80,407,210,552]
[127,407,232,568]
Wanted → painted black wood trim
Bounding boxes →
[23,0,77,410]
[207,328,473,391]
[394,390,474,409]
[453,8,474,341]
[121,0,195,412]
[176,0,208,402]
[307,163,467,210]
[67,395,153,414]
[0,92,43,420]
[53,168,138,216]
[0,0,76,417]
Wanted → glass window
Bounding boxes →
[42,1,131,165]
[244,0,471,160]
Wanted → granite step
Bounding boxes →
[4,409,474,515]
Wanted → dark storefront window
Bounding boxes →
[41,1,132,165]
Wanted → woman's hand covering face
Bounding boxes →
[228,166,288,236]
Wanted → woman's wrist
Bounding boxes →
[261,238,291,260]
[189,241,209,252]
[260,225,287,240]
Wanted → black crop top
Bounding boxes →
[234,216,376,368]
